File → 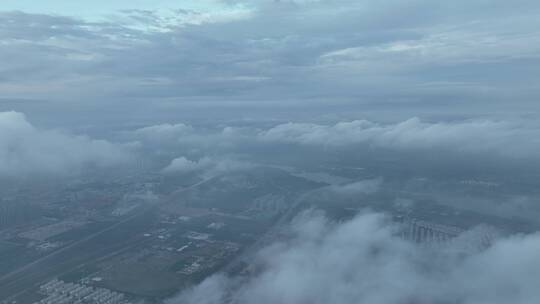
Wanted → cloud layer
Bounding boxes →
[0,111,129,178]
[171,210,540,304]
[258,117,540,159]
[2,0,540,121]
[133,117,540,161]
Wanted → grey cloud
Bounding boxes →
[2,0,540,120]
[0,11,96,41]
[170,210,540,304]
[0,111,130,178]
[0,11,144,99]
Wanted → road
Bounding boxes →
[0,176,218,302]
[0,205,156,301]
[223,186,324,273]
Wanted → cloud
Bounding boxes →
[128,117,540,163]
[170,210,540,304]
[128,123,197,157]
[117,6,253,31]
[0,111,130,178]
[258,117,540,159]
[162,156,254,177]
[133,123,194,142]
[3,1,540,120]
[161,156,201,173]
[129,123,259,158]
[328,178,382,195]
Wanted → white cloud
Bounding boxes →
[162,156,253,177]
[258,117,540,158]
[170,210,540,304]
[161,156,201,173]
[134,123,194,141]
[129,123,199,156]
[129,117,540,161]
[0,111,129,178]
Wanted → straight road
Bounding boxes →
[0,177,217,302]
[0,205,155,301]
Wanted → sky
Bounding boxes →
[0,1,232,19]
[1,0,540,177]
[1,0,540,128]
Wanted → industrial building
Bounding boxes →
[405,219,463,243]
[34,279,130,304]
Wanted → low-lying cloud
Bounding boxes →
[162,156,254,178]
[133,117,540,161]
[0,111,130,178]
[328,178,383,196]
[130,123,257,156]
[134,123,195,142]
[170,210,540,304]
[258,117,540,159]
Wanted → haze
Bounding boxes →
[1,1,540,304]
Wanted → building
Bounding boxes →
[34,279,130,304]
[405,219,463,243]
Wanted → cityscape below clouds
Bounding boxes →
[1,1,540,304]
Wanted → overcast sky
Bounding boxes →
[1,0,540,127]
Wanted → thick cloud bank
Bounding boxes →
[259,118,540,158]
[0,111,129,177]
[170,211,540,304]
[135,117,540,160]
[129,117,540,159]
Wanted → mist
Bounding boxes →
[1,1,540,303]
